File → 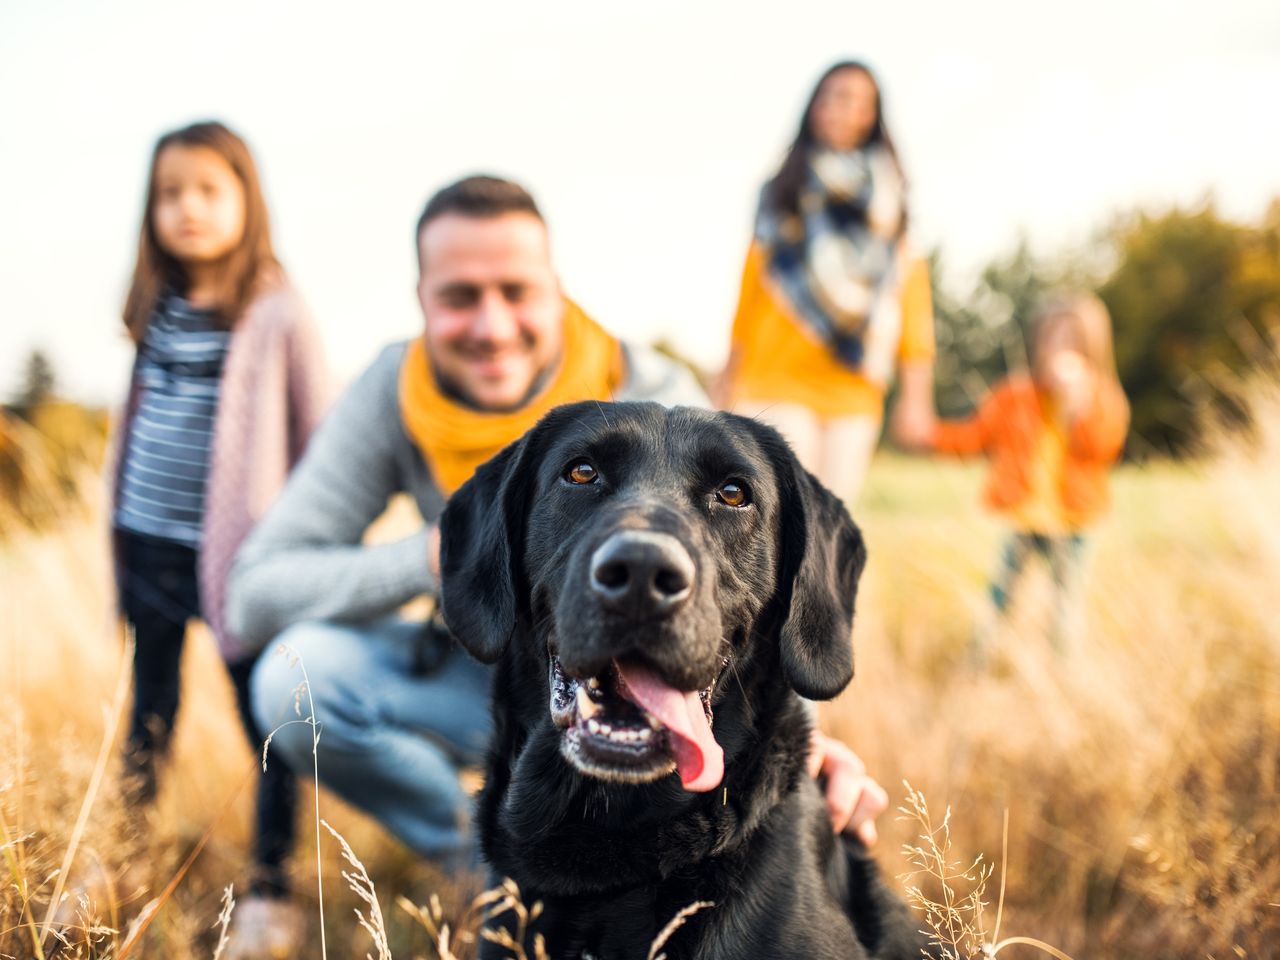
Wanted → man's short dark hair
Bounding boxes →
[415,175,545,253]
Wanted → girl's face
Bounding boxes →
[152,144,246,265]
[810,69,879,152]
[1034,314,1086,382]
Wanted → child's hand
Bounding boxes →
[1047,351,1093,420]
[890,399,936,450]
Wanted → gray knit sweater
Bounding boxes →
[227,340,708,649]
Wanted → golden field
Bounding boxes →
[2,389,1277,959]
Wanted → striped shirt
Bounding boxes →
[115,295,232,546]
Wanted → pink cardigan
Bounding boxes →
[110,282,332,661]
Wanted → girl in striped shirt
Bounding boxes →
[112,120,330,949]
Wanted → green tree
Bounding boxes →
[12,349,57,419]
[930,240,1063,419]
[929,201,1280,458]
[1097,201,1280,454]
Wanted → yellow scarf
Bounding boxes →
[399,300,625,496]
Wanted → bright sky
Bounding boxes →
[2,0,1278,404]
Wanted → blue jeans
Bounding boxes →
[250,617,492,860]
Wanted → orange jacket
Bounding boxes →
[932,375,1129,527]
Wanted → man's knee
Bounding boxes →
[253,622,345,766]
[251,620,385,769]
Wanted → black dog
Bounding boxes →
[440,401,929,960]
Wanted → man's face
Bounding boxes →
[417,212,564,412]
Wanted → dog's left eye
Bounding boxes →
[565,461,599,485]
[715,480,750,508]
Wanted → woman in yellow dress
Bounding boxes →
[722,61,936,503]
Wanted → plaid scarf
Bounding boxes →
[756,145,905,372]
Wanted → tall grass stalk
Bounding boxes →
[262,643,330,960]
[37,623,132,949]
[4,375,1279,955]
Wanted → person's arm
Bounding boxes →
[1067,381,1129,463]
[931,396,994,456]
[715,242,766,408]
[281,291,334,465]
[889,360,936,450]
[617,343,711,410]
[227,346,434,648]
[889,255,938,450]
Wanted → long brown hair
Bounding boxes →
[122,121,279,342]
[765,61,905,220]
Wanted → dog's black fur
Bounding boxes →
[440,402,929,960]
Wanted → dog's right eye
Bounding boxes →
[565,461,599,485]
[715,480,750,507]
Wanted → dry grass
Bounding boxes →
[3,383,1279,957]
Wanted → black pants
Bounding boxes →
[118,529,297,896]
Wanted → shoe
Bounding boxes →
[222,895,305,960]
[48,855,152,945]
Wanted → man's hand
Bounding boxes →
[807,731,889,846]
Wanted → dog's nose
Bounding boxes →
[590,531,694,616]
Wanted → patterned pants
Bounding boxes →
[989,531,1086,650]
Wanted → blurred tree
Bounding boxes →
[929,240,1062,419]
[13,348,57,419]
[1,350,108,531]
[929,201,1280,458]
[1098,201,1280,455]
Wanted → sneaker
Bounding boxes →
[222,895,305,960]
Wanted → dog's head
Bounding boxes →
[440,402,865,794]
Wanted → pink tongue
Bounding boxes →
[613,660,724,792]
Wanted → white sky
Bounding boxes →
[2,0,1278,404]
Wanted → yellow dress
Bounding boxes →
[727,244,935,419]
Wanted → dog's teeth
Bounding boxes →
[575,685,599,719]
[599,723,612,736]
[587,718,600,734]
[639,728,651,740]
[587,676,600,691]
[646,714,661,731]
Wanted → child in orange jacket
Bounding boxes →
[930,292,1129,649]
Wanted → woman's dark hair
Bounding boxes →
[765,61,904,219]
[123,120,280,342]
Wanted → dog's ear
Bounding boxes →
[439,434,535,664]
[760,426,867,700]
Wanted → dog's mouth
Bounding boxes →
[549,655,724,792]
